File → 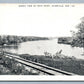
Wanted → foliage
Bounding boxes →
[71,17,84,48]
[0,54,39,75]
[0,35,49,45]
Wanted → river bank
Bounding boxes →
[19,53,84,75]
[0,35,49,46]
[58,37,73,45]
[58,37,84,48]
[0,51,84,75]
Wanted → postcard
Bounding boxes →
[0,3,84,81]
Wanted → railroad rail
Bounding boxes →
[3,52,75,75]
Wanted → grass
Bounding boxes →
[19,52,84,75]
[1,51,84,75]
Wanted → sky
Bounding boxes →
[0,4,84,37]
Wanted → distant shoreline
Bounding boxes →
[0,35,49,46]
[58,37,84,48]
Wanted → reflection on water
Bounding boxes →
[0,45,18,49]
[1,39,83,59]
[0,45,19,53]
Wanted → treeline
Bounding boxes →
[58,37,84,48]
[58,37,72,45]
[0,35,49,45]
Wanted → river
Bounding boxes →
[4,39,83,59]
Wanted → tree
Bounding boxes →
[71,17,84,54]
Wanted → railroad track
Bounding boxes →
[3,52,75,75]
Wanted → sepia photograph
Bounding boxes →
[0,3,84,81]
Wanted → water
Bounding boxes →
[4,39,83,59]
